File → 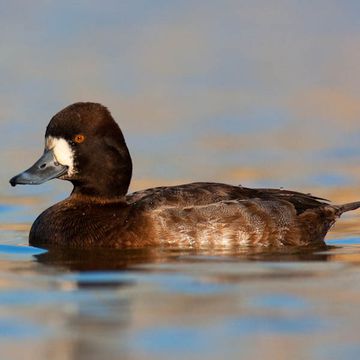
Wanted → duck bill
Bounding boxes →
[9,149,68,187]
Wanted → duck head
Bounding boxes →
[10,102,133,198]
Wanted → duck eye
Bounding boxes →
[74,134,85,144]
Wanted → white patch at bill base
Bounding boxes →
[46,136,75,175]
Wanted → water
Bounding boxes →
[1,209,360,360]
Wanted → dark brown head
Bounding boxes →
[10,102,133,198]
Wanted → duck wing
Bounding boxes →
[126,182,360,246]
[126,181,328,214]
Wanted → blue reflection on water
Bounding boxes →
[229,315,322,334]
[134,327,211,353]
[329,238,360,245]
[0,319,47,339]
[0,204,15,213]
[311,173,350,187]
[132,315,324,354]
[249,294,308,310]
[0,290,89,307]
[142,273,232,295]
[0,244,46,256]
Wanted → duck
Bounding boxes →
[9,102,360,248]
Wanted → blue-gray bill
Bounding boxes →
[9,149,68,186]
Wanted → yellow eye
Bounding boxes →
[74,134,85,143]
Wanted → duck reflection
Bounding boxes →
[34,243,333,272]
[29,243,339,360]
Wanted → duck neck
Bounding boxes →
[71,162,132,199]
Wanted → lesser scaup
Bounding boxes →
[9,102,360,248]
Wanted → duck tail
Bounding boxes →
[337,201,360,215]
